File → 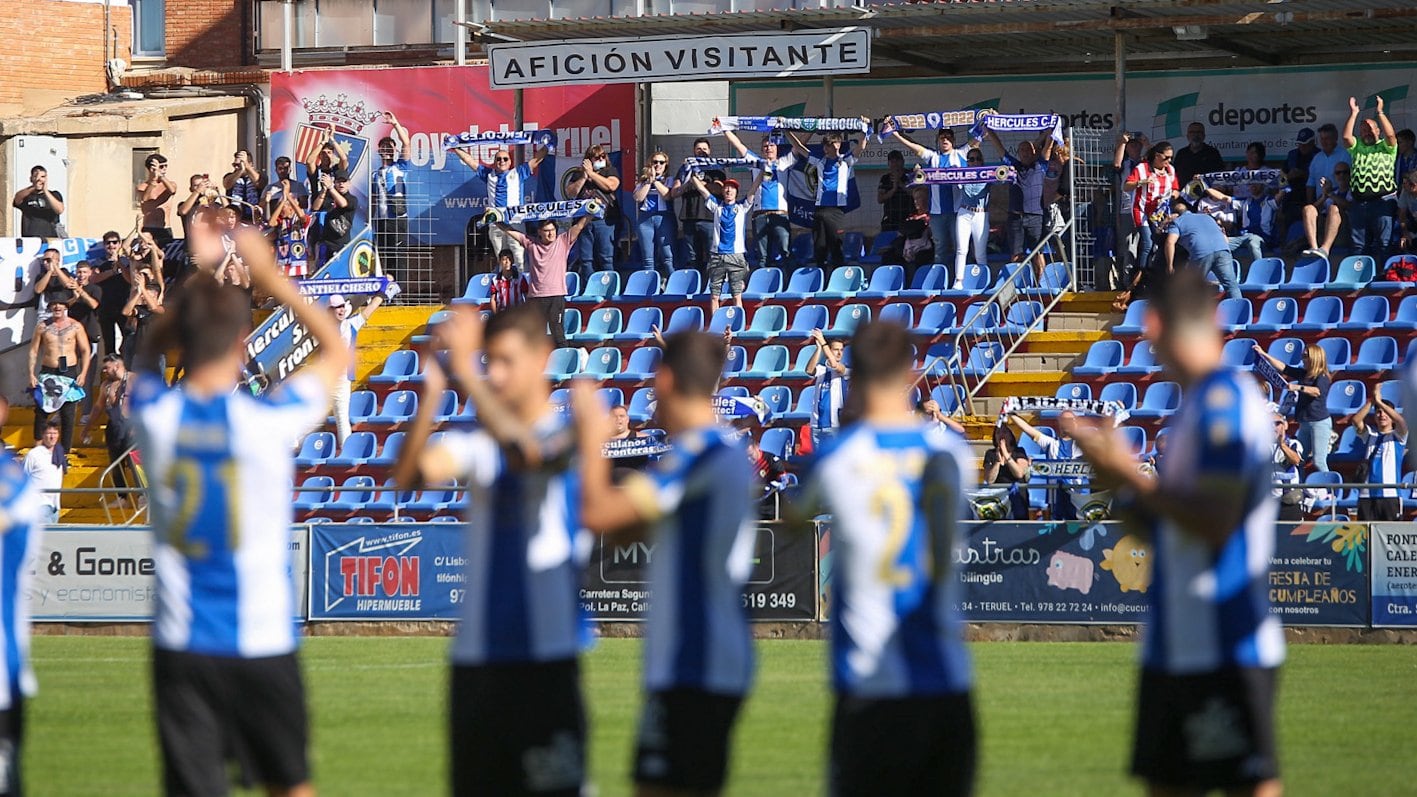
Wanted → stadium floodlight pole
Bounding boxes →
[455,0,467,65]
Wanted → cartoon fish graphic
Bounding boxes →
[1101,534,1152,593]
[1045,550,1094,595]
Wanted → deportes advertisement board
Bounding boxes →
[580,524,816,622]
[308,523,464,621]
[1371,522,1417,627]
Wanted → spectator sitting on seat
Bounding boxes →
[686,172,764,315]
[609,405,639,442]
[328,286,394,446]
[1301,160,1353,260]
[1272,415,1305,522]
[490,249,529,314]
[1243,141,1268,170]
[877,150,913,234]
[1172,122,1225,186]
[23,422,64,524]
[1349,381,1408,522]
[136,153,177,246]
[982,422,1031,520]
[806,328,848,448]
[1397,171,1417,252]
[1301,123,1352,259]
[1341,95,1398,259]
[11,165,65,238]
[1162,197,1241,300]
[223,149,265,223]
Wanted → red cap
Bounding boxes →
[723,178,740,190]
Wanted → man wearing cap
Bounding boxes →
[313,169,359,266]
[329,288,390,445]
[685,172,763,315]
[1281,127,1318,237]
[136,153,177,246]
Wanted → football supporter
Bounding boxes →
[984,125,1056,280]
[891,126,969,267]
[720,130,798,268]
[496,216,592,349]
[633,150,676,278]
[329,287,394,446]
[453,138,549,267]
[1171,122,1224,186]
[789,127,865,271]
[1348,381,1408,523]
[671,137,727,273]
[685,172,764,314]
[1341,95,1398,259]
[490,249,531,313]
[1301,123,1352,259]
[805,329,847,448]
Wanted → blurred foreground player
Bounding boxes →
[394,305,589,797]
[791,320,978,797]
[0,395,46,797]
[133,229,347,797]
[1069,269,1284,797]
[572,331,758,797]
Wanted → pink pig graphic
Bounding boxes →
[1045,550,1094,595]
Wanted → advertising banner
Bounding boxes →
[29,526,310,622]
[308,523,464,621]
[1269,522,1368,626]
[580,524,816,621]
[269,66,636,245]
[488,28,871,89]
[1372,522,1417,627]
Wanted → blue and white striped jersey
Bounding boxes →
[637,426,757,695]
[747,151,799,212]
[0,452,44,710]
[638,186,670,215]
[133,372,329,658]
[705,196,754,255]
[439,415,591,666]
[372,158,411,219]
[924,149,968,215]
[477,162,535,208]
[1144,369,1285,674]
[1360,429,1407,499]
[808,154,856,208]
[801,422,975,698]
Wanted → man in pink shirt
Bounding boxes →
[496,216,590,348]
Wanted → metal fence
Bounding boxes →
[1067,126,1110,292]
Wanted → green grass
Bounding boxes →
[26,637,1417,796]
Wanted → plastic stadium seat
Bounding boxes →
[597,387,624,408]
[570,307,622,345]
[901,264,949,298]
[780,385,817,423]
[293,476,335,513]
[662,305,704,334]
[842,232,867,263]
[993,262,1035,290]
[866,232,898,265]
[742,267,783,300]
[928,385,966,415]
[660,269,701,300]
[1330,255,1375,289]
[858,265,906,299]
[719,386,751,399]
[824,304,871,340]
[1380,380,1405,412]
[878,302,915,328]
[912,302,957,336]
[408,488,460,514]
[1316,338,1351,372]
[961,342,1005,378]
[1325,379,1367,417]
[781,346,819,380]
[327,432,377,468]
[627,388,657,422]
[1019,433,1049,460]
[1113,299,1148,335]
[367,432,406,468]
[411,309,453,345]
[779,267,824,299]
[742,345,791,380]
[1000,301,1044,335]
[561,308,583,339]
[295,432,335,468]
[345,516,376,524]
[790,233,814,265]
[369,390,418,425]
[346,390,377,425]
[708,306,747,335]
[620,347,662,381]
[366,478,417,515]
[1240,257,1284,293]
[1347,336,1398,374]
[1279,256,1328,291]
[1215,297,1252,332]
[759,427,795,460]
[1027,262,1072,295]
[1336,295,1390,331]
[613,307,662,343]
[1098,382,1138,411]
[582,347,623,378]
[723,345,748,376]
[779,305,830,341]
[941,264,991,298]
[1372,255,1417,292]
[368,350,419,385]
[1266,337,1305,369]
[326,476,377,516]
[1328,427,1365,465]
[1042,383,1091,418]
[451,273,494,305]
[564,272,581,297]
[570,271,620,303]
[622,269,660,298]
[1221,338,1258,370]
[1248,297,1297,332]
[1074,340,1124,376]
[757,385,793,416]
[428,389,459,423]
[1407,339,1417,368]
[920,342,959,376]
[1132,381,1182,419]
[953,302,1001,335]
[1388,295,1417,331]
[1292,296,1343,332]
[1118,426,1148,456]
[737,305,788,341]
[1117,340,1162,375]
[544,348,585,380]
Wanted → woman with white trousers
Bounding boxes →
[953,147,991,289]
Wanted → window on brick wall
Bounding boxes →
[133,0,166,57]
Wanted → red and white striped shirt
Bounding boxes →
[492,273,530,311]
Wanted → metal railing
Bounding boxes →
[94,444,148,526]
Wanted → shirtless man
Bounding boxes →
[81,354,137,503]
[136,153,178,245]
[28,301,91,453]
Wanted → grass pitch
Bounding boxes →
[27,636,1417,796]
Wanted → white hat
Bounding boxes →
[328,293,347,308]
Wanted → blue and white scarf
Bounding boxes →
[969,113,1065,147]
[681,156,767,170]
[878,109,991,139]
[484,199,605,225]
[444,129,557,151]
[909,164,1017,186]
[709,115,870,135]
[298,276,393,298]
[601,438,673,460]
[998,395,1129,425]
[1197,168,1287,190]
[712,393,772,423]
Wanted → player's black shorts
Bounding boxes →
[450,658,585,797]
[830,690,976,797]
[1132,666,1280,790]
[634,688,744,791]
[0,698,26,797]
[153,648,309,796]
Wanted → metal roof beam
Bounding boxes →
[1206,36,1281,65]
[874,44,958,75]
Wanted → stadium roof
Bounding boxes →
[481,0,1417,76]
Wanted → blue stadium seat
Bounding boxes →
[597,387,624,408]
[1347,336,1398,374]
[664,305,705,334]
[759,427,795,460]
[347,390,377,425]
[1380,380,1405,412]
[367,432,406,468]
[1098,381,1138,411]
[411,309,453,345]
[326,476,377,516]
[1372,255,1417,292]
[779,305,830,341]
[561,308,582,339]
[1239,257,1284,293]
[780,385,818,423]
[345,516,376,524]
[1119,426,1147,456]
[430,389,459,423]
[1407,339,1417,368]
[1113,299,1148,335]
[451,273,494,305]
[295,432,335,468]
[920,342,959,376]
[1337,295,1390,331]
[900,264,949,298]
[1074,340,1124,376]
[781,346,819,381]
[842,232,867,263]
[1278,256,1328,291]
[1042,383,1091,418]
[570,271,619,303]
[368,350,419,385]
[613,307,662,343]
[878,302,915,328]
[824,304,871,340]
[757,385,793,416]
[742,267,783,300]
[1292,296,1343,332]
[866,232,898,266]
[564,272,581,297]
[327,432,377,468]
[367,478,417,515]
[928,384,966,415]
[1325,379,1367,417]
[858,265,905,299]
[961,342,1005,377]
[1248,297,1297,332]
[1221,338,1258,370]
[369,390,417,426]
[408,488,461,514]
[1329,255,1376,289]
[293,476,335,513]
[1388,295,1417,331]
[993,262,1035,290]
[582,347,623,378]
[622,269,661,298]
[737,305,788,341]
[779,267,824,299]
[953,302,1001,335]
[1117,340,1162,375]
[620,346,662,380]
[1215,297,1252,332]
[719,386,751,399]
[1027,262,1072,296]
[544,348,585,380]
[1132,381,1182,419]
[570,307,622,345]
[1266,337,1306,369]
[627,388,657,422]
[742,345,791,380]
[723,345,748,376]
[941,263,992,298]
[708,306,747,335]
[660,269,701,300]
[1328,427,1365,465]
[1000,301,1044,335]
[1316,337,1351,372]
[912,302,957,336]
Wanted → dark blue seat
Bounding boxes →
[1215,297,1252,332]
[1336,295,1390,331]
[1098,382,1138,411]
[1116,340,1161,375]
[327,432,378,468]
[368,350,419,385]
[293,476,335,513]
[779,305,830,341]
[708,307,747,335]
[368,390,418,426]
[759,427,795,460]
[1132,381,1182,419]
[1221,338,1258,371]
[900,264,949,298]
[1347,336,1398,374]
[367,432,406,468]
[1240,257,1284,294]
[1266,337,1305,369]
[778,267,825,300]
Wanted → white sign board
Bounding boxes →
[488,28,871,90]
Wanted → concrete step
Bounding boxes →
[1006,351,1080,373]
[977,372,1069,398]
[1055,291,1120,314]
[1047,312,1115,332]
[1024,330,1105,355]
